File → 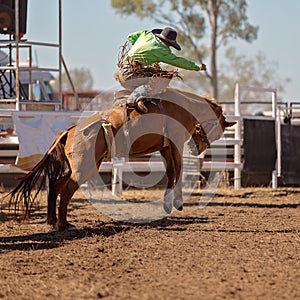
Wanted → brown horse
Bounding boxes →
[9,87,235,231]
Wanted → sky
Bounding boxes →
[16,0,300,102]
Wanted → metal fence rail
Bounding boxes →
[0,83,280,191]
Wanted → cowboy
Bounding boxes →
[115,27,206,111]
[125,27,206,72]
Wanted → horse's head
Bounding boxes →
[188,103,236,156]
[188,123,210,156]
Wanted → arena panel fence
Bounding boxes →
[233,84,278,188]
[276,103,300,185]
[1,83,284,192]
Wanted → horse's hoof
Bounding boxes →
[176,205,183,211]
[66,225,77,231]
[55,222,77,232]
[163,202,172,214]
[67,224,78,231]
[64,222,77,231]
[174,200,183,211]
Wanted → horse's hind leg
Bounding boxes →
[47,183,58,226]
[54,125,107,231]
[171,145,184,211]
[47,173,71,226]
[56,177,79,231]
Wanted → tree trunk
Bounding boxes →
[208,0,220,100]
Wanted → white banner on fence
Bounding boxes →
[12,114,71,170]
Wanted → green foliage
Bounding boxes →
[51,67,94,91]
[218,0,258,44]
[111,0,156,17]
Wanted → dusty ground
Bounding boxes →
[0,187,300,300]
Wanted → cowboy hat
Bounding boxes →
[152,27,181,51]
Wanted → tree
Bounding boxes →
[111,0,258,100]
[52,67,94,91]
[218,47,291,101]
[176,47,291,102]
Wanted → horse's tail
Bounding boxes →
[9,130,70,218]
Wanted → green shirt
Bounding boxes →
[125,30,200,71]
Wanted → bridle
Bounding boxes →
[192,116,223,154]
[194,123,210,148]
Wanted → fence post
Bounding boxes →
[234,83,242,189]
[272,90,278,188]
[112,157,124,196]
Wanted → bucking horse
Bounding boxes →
[8,86,235,231]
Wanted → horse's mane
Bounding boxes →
[199,94,221,109]
[199,93,223,117]
[163,87,223,119]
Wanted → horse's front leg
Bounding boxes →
[160,147,176,214]
[171,146,183,211]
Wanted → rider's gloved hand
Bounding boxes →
[199,64,206,71]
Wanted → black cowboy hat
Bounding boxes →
[152,27,181,51]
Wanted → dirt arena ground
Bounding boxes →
[0,187,300,300]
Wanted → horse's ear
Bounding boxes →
[224,121,236,128]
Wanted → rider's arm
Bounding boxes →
[155,46,201,71]
[127,30,144,45]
